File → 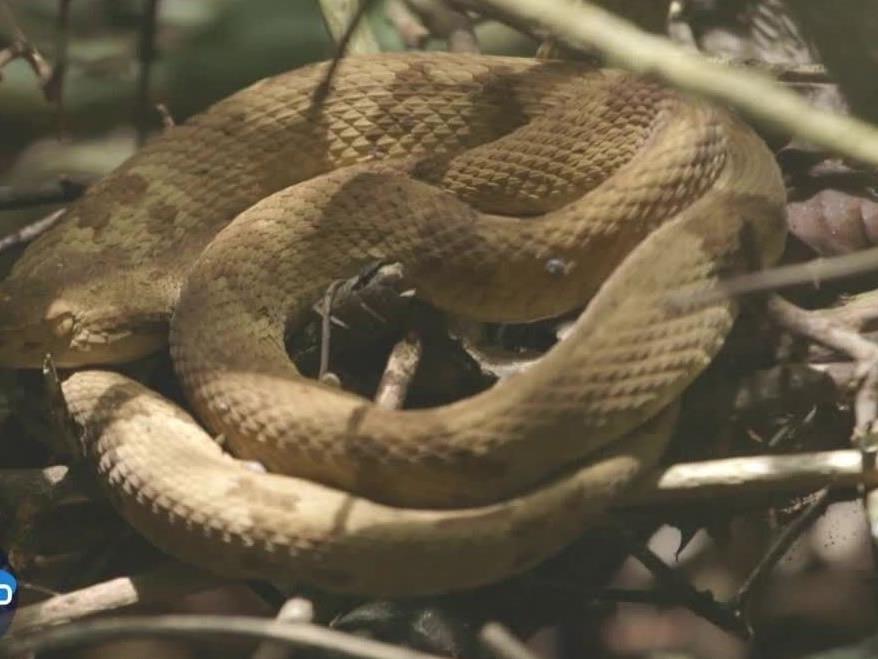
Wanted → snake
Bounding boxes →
[0,53,786,596]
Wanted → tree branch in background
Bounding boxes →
[0,209,65,254]
[9,563,223,637]
[0,177,88,211]
[135,0,161,145]
[2,614,450,659]
[0,1,53,93]
[318,0,382,56]
[453,0,878,169]
[396,0,480,53]
[479,623,540,659]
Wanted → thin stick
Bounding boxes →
[454,0,878,168]
[8,563,223,636]
[620,449,873,506]
[766,295,878,441]
[767,296,878,365]
[681,246,878,307]
[2,615,449,659]
[46,0,71,108]
[0,0,52,88]
[135,0,161,145]
[401,0,480,53]
[313,0,382,107]
[252,597,315,659]
[374,332,423,409]
[318,0,382,55]
[0,178,87,210]
[734,488,832,614]
[0,209,65,254]
[319,280,344,381]
[479,623,539,659]
[612,522,748,637]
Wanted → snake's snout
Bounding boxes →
[0,279,78,369]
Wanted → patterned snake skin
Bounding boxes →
[0,53,786,595]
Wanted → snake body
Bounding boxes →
[0,54,786,595]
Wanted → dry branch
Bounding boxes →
[2,614,450,659]
[0,209,65,254]
[733,488,832,621]
[397,0,480,53]
[479,623,539,659]
[621,450,875,506]
[0,178,87,211]
[135,0,161,145]
[9,562,222,637]
[318,0,382,55]
[374,332,423,409]
[252,597,315,659]
[455,0,878,168]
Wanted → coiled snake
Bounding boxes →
[0,53,786,595]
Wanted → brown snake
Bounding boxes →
[0,53,786,595]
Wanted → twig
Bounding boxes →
[1,614,450,659]
[400,0,480,53]
[620,449,876,507]
[135,0,161,145]
[612,522,749,638]
[317,0,382,56]
[45,0,72,125]
[155,102,174,129]
[0,209,65,254]
[767,295,878,365]
[479,623,539,659]
[454,0,878,168]
[733,488,832,622]
[319,280,345,381]
[252,597,315,659]
[8,562,223,636]
[764,295,878,599]
[386,0,430,48]
[41,354,78,457]
[313,0,382,107]
[374,331,423,409]
[672,245,878,308]
[0,466,73,507]
[766,295,878,442]
[0,1,53,91]
[0,177,88,210]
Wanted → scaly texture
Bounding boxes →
[0,53,787,595]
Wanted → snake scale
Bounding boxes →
[0,53,786,595]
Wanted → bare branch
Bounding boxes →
[620,450,875,507]
[374,332,423,409]
[454,0,878,168]
[479,623,539,659]
[401,0,480,53]
[318,0,382,55]
[0,177,88,211]
[733,488,832,620]
[252,597,315,659]
[9,563,223,636]
[135,0,161,145]
[0,209,65,254]
[0,0,57,105]
[3,614,450,659]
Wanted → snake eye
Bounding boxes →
[48,311,75,339]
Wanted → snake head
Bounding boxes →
[0,273,169,369]
[0,277,84,368]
